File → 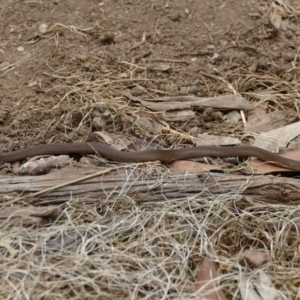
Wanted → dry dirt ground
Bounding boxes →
[1,0,300,299]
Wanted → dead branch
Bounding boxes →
[0,164,299,205]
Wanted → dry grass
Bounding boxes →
[1,180,300,299]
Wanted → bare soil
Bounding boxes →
[1,0,299,150]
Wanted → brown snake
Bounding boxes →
[0,142,300,170]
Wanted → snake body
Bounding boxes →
[0,142,300,170]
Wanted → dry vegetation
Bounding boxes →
[1,0,300,299]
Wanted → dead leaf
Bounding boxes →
[241,47,261,58]
[146,63,170,71]
[270,7,283,29]
[240,270,283,300]
[164,109,196,121]
[123,112,163,136]
[133,117,162,135]
[224,111,241,124]
[249,150,300,174]
[242,250,268,268]
[195,235,226,300]
[94,131,135,150]
[245,111,285,134]
[247,102,268,121]
[253,122,300,152]
[272,0,294,14]
[247,102,268,146]
[269,0,295,29]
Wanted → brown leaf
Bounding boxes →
[249,150,300,174]
[195,235,226,300]
[242,250,268,268]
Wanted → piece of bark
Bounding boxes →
[19,155,73,175]
[164,110,196,121]
[138,94,253,112]
[168,160,229,173]
[194,134,240,146]
[0,165,300,205]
